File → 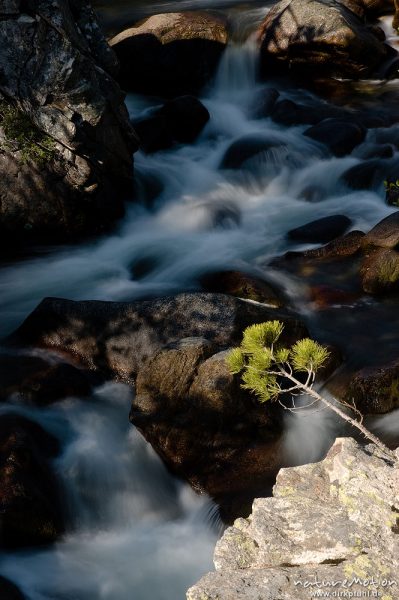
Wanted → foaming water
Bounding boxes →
[0,43,393,336]
[0,383,218,600]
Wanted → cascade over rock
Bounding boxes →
[110,12,228,97]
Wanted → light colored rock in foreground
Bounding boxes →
[188,438,399,600]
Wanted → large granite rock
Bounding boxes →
[8,293,306,381]
[188,437,399,599]
[110,12,228,97]
[0,0,138,245]
[258,0,393,79]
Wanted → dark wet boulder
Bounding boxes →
[346,362,399,414]
[355,143,394,160]
[288,216,352,244]
[133,115,174,154]
[0,0,138,246]
[360,246,399,294]
[131,341,288,509]
[199,270,286,307]
[0,354,93,405]
[220,134,288,170]
[0,414,64,548]
[8,293,307,381]
[110,12,228,97]
[253,88,280,118]
[0,577,25,600]
[362,211,399,249]
[300,230,365,259]
[304,119,366,157]
[341,159,385,190]
[271,98,350,127]
[134,96,210,153]
[258,0,392,79]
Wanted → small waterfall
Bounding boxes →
[211,36,259,101]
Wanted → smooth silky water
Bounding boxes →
[1,5,399,598]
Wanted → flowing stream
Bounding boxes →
[1,4,399,599]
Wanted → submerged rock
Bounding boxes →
[0,0,138,245]
[8,293,307,380]
[288,215,352,244]
[188,437,399,599]
[304,119,366,156]
[220,134,286,170]
[110,12,228,97]
[134,96,210,153]
[258,0,392,79]
[0,414,64,548]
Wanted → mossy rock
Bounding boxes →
[0,101,56,166]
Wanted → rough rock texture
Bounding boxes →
[362,211,399,248]
[258,0,393,79]
[0,0,138,245]
[360,246,399,294]
[131,337,301,508]
[188,438,399,600]
[8,293,307,381]
[110,12,228,97]
[338,0,394,17]
[346,362,399,413]
[0,414,64,548]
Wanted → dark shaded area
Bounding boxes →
[0,353,94,405]
[113,33,226,97]
[288,215,352,244]
[0,414,64,549]
[0,577,26,600]
[304,119,366,157]
[133,95,210,153]
[0,148,127,250]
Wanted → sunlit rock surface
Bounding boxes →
[188,438,399,599]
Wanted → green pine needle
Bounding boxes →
[290,338,330,373]
[227,347,245,374]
